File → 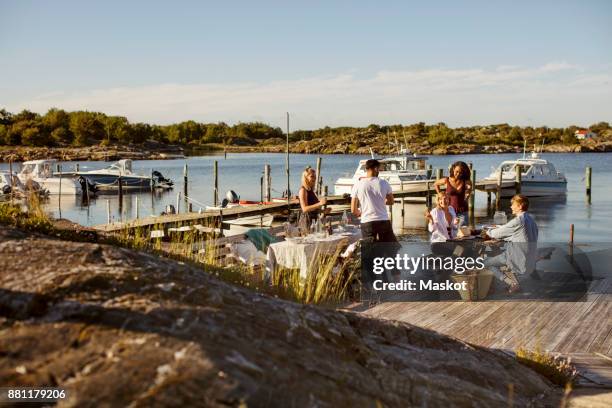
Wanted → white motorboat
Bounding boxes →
[73,159,173,191]
[19,159,88,195]
[334,149,434,195]
[482,151,567,197]
[1,170,49,198]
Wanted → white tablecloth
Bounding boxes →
[267,229,361,279]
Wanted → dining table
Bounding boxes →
[266,227,362,279]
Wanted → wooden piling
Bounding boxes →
[468,162,473,171]
[75,163,79,172]
[176,192,181,214]
[264,164,271,202]
[183,163,188,198]
[135,196,139,219]
[117,176,123,210]
[436,168,443,180]
[8,160,14,204]
[569,223,575,257]
[515,165,522,194]
[213,160,219,207]
[106,200,111,224]
[496,169,503,210]
[58,163,62,217]
[469,169,476,223]
[315,157,322,195]
[586,166,592,197]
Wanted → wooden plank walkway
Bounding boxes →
[359,277,612,388]
[93,179,516,233]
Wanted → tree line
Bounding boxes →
[0,108,609,148]
[0,108,284,147]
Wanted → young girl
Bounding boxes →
[425,192,458,243]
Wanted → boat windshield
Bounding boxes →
[499,163,532,174]
[405,159,426,171]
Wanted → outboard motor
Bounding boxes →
[226,190,240,204]
[78,176,98,195]
[152,171,174,188]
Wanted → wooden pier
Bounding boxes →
[94,179,516,233]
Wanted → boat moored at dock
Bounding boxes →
[18,159,95,195]
[70,159,174,191]
[482,152,567,197]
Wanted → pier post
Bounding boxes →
[469,169,476,225]
[213,160,219,207]
[323,186,328,213]
[468,162,473,171]
[58,164,62,218]
[8,160,14,204]
[496,169,503,210]
[260,176,264,227]
[75,163,79,172]
[436,168,443,180]
[176,192,181,214]
[315,157,322,195]
[426,166,433,207]
[515,165,522,194]
[585,166,592,203]
[264,164,271,202]
[183,163,188,199]
[569,223,575,257]
[118,176,123,211]
[135,196,139,219]
[400,181,405,226]
[106,200,111,224]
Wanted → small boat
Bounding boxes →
[18,159,95,195]
[483,151,567,197]
[334,148,434,195]
[73,159,173,191]
[1,170,49,198]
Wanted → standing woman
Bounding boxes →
[434,161,472,225]
[298,167,329,224]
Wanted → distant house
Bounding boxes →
[575,129,597,140]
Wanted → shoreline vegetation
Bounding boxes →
[1,107,611,162]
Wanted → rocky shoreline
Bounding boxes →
[0,223,562,406]
[2,139,611,163]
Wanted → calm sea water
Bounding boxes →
[2,152,611,242]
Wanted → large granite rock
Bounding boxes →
[0,225,556,407]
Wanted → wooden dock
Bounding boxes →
[356,275,612,388]
[94,179,516,233]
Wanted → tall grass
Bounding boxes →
[1,197,360,305]
[514,346,578,386]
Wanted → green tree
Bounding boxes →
[69,111,104,146]
[21,127,49,146]
[103,116,130,144]
[427,124,455,145]
[51,127,73,145]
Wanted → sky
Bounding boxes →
[1,0,611,130]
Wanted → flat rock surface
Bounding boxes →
[0,225,557,407]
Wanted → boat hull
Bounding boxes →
[81,174,152,190]
[484,179,567,198]
[334,178,434,196]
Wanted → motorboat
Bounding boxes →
[1,170,49,199]
[73,159,173,191]
[334,148,434,195]
[18,159,95,195]
[482,151,567,197]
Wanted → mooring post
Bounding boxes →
[400,181,405,226]
[264,164,271,202]
[569,223,575,258]
[176,192,181,214]
[58,163,62,217]
[469,169,476,224]
[8,160,14,204]
[106,200,111,224]
[117,176,123,211]
[468,162,473,171]
[213,160,219,207]
[260,176,264,227]
[135,196,139,219]
[315,157,322,195]
[496,169,503,210]
[75,163,79,172]
[183,163,188,199]
[515,165,522,194]
[323,185,328,213]
[586,166,592,202]
[436,168,443,180]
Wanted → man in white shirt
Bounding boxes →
[351,159,397,243]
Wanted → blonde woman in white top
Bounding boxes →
[425,192,458,243]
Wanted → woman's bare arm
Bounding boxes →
[434,177,447,193]
[299,188,324,213]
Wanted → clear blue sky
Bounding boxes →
[1,0,611,128]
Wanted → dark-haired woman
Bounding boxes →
[433,161,472,225]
